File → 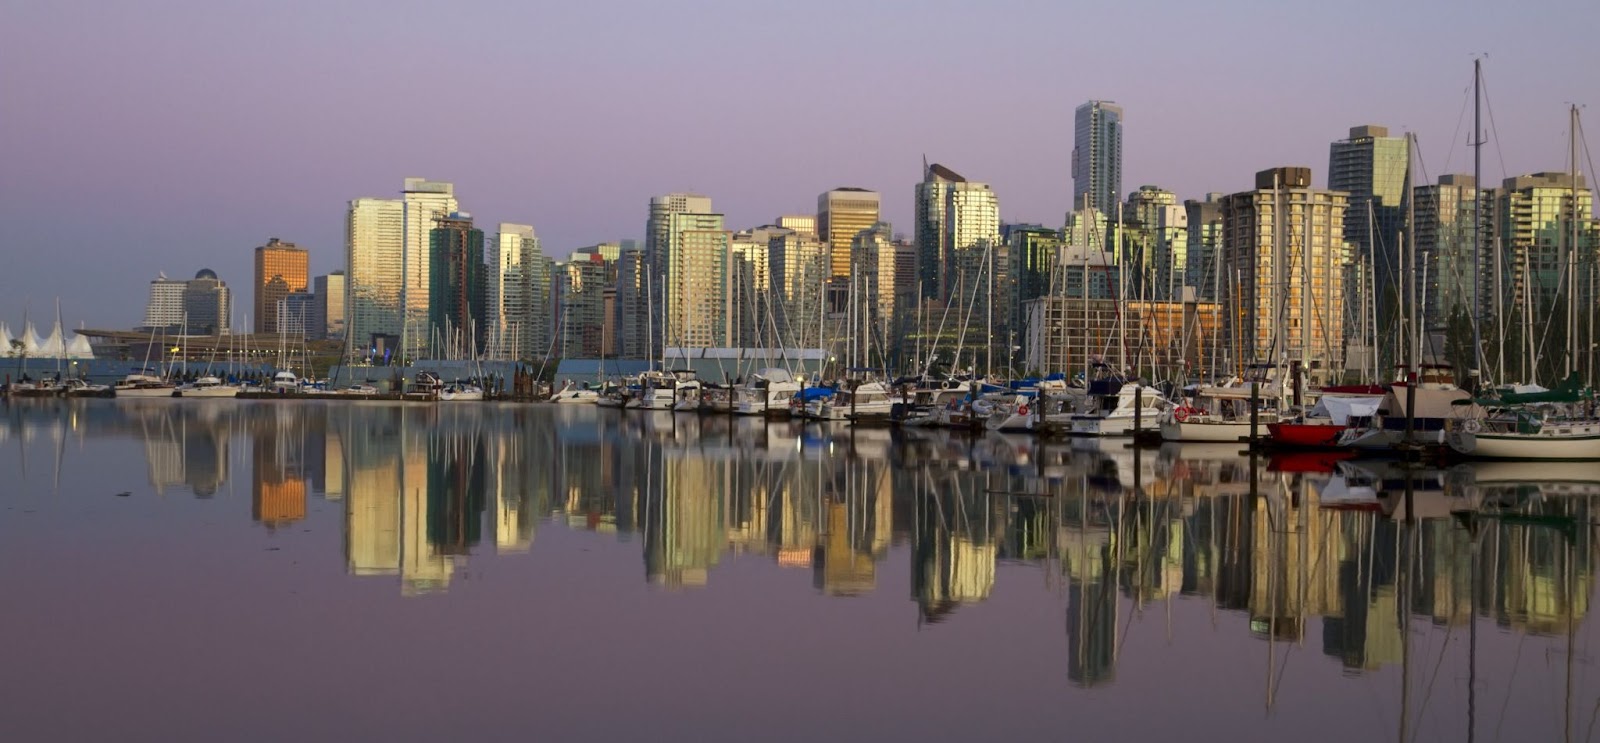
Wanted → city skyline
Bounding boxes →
[3,1,1598,327]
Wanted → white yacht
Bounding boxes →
[550,381,600,404]
[439,380,485,402]
[733,368,801,417]
[114,369,178,398]
[176,375,240,398]
[1069,383,1169,436]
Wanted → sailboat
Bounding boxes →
[1448,98,1600,459]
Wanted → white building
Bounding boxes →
[487,223,550,361]
[143,272,188,329]
[400,178,458,360]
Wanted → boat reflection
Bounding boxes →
[3,400,1596,702]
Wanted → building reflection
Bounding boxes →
[15,398,1596,669]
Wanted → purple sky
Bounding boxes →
[2,0,1596,329]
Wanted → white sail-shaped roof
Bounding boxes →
[21,322,45,355]
[66,333,94,359]
[0,323,12,354]
[35,322,66,358]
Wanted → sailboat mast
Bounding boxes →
[1569,103,1580,381]
[1472,59,1485,383]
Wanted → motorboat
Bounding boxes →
[114,369,178,398]
[439,379,486,402]
[1160,378,1279,442]
[733,368,801,417]
[1264,389,1383,449]
[1068,382,1169,436]
[176,375,240,398]
[550,381,600,404]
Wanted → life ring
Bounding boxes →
[1018,403,1029,416]
[1174,405,1202,422]
[1462,418,1482,434]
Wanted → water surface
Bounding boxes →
[1,399,1596,742]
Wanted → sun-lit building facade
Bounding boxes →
[346,196,405,362]
[253,238,308,335]
[1220,167,1349,382]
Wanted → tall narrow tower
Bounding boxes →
[1072,101,1124,215]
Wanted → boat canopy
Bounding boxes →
[1309,394,1382,425]
[1480,373,1587,405]
[798,386,835,401]
[752,368,793,384]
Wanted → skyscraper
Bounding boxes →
[346,196,405,362]
[487,223,550,361]
[817,187,881,279]
[181,269,230,335]
[143,272,187,330]
[1414,175,1480,335]
[663,212,732,349]
[400,178,459,359]
[314,272,345,340]
[1328,125,1409,333]
[1184,195,1225,301]
[915,163,1000,303]
[1072,101,1123,215]
[1220,167,1349,383]
[558,251,609,359]
[253,237,308,334]
[768,227,829,347]
[645,193,714,355]
[614,248,649,359]
[427,212,486,357]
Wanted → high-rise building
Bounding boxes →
[915,163,1000,303]
[1220,167,1349,383]
[1010,226,1065,337]
[181,269,230,335]
[614,248,650,359]
[645,193,714,354]
[253,238,308,334]
[916,164,960,300]
[848,222,899,365]
[143,273,187,330]
[346,196,405,362]
[1122,186,1188,302]
[1328,125,1409,332]
[427,212,486,357]
[1414,175,1481,334]
[1072,101,1123,215]
[401,178,459,359]
[487,223,550,361]
[730,227,780,349]
[314,272,345,340]
[817,188,881,279]
[1184,195,1225,301]
[663,211,732,349]
[768,227,829,347]
[277,291,315,339]
[559,251,609,359]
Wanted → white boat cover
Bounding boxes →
[1309,394,1382,425]
[753,367,793,384]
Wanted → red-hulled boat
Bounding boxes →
[1265,386,1387,450]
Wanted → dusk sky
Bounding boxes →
[2,0,1596,329]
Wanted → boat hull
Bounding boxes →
[177,387,240,398]
[1265,422,1347,449]
[1161,419,1259,443]
[115,386,179,398]
[1448,428,1600,460]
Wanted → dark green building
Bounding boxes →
[429,212,487,357]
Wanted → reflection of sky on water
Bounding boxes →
[2,399,1599,741]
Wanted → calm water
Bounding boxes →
[2,399,1598,742]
